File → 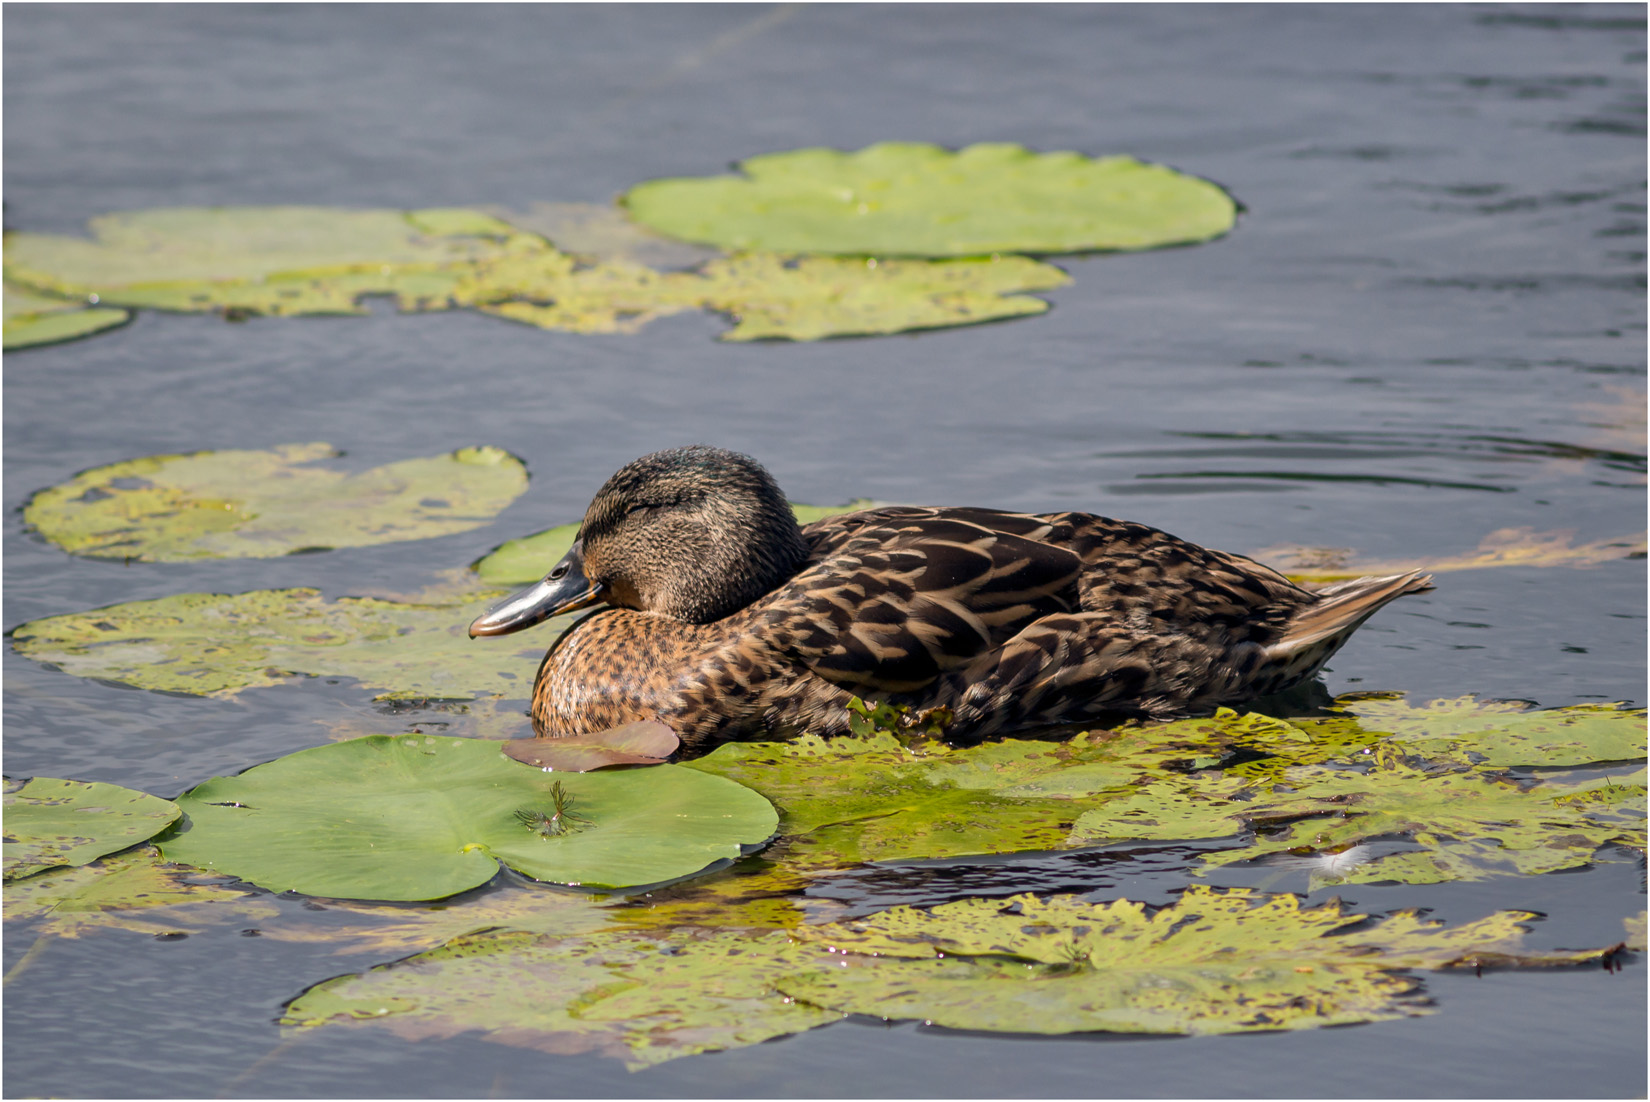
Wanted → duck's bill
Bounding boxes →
[469,545,607,637]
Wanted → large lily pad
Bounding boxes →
[284,925,840,1069]
[3,778,181,880]
[622,142,1237,257]
[3,206,549,317]
[782,886,1617,1036]
[11,586,547,700]
[160,735,778,900]
[471,500,877,586]
[2,282,130,350]
[24,442,527,562]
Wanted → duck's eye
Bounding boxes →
[549,563,569,580]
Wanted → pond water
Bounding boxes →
[3,4,1644,1097]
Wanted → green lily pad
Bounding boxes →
[284,925,839,1069]
[472,501,876,586]
[3,778,181,880]
[11,586,549,701]
[3,206,550,317]
[782,886,1614,1036]
[24,442,528,562]
[160,735,778,900]
[2,282,130,349]
[622,142,1237,257]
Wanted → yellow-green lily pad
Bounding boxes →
[3,778,180,880]
[782,886,1617,1036]
[2,847,269,938]
[283,925,840,1069]
[10,586,549,701]
[159,735,778,899]
[24,442,528,562]
[2,281,130,349]
[3,206,549,317]
[622,142,1237,257]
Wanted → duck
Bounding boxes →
[469,445,1432,754]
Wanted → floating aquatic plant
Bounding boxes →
[3,778,181,880]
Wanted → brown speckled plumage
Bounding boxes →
[472,447,1433,753]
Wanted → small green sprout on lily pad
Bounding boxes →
[514,782,592,837]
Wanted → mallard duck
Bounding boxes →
[470,446,1432,753]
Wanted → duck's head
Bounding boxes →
[469,445,809,636]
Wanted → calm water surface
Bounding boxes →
[4,4,1645,1097]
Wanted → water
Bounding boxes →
[4,4,1644,1096]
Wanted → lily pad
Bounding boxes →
[623,142,1237,257]
[472,501,876,586]
[1303,694,1647,767]
[3,778,181,879]
[24,442,528,562]
[11,586,548,701]
[1258,526,1647,584]
[2,282,130,349]
[283,925,839,1069]
[470,251,1069,341]
[783,886,1615,1036]
[3,206,550,317]
[159,735,778,899]
[3,847,268,938]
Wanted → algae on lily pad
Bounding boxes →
[11,586,546,700]
[2,282,130,350]
[284,925,839,1069]
[24,442,527,562]
[160,735,777,900]
[3,777,181,880]
[783,886,1614,1036]
[3,206,549,318]
[472,501,879,587]
[623,142,1237,257]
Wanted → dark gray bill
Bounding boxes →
[469,540,605,637]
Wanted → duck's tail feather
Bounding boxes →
[1267,570,1435,659]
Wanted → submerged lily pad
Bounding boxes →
[3,778,181,880]
[782,886,1615,1036]
[1305,694,1647,767]
[623,142,1238,257]
[284,925,839,1069]
[160,735,777,900]
[24,442,527,562]
[11,586,547,700]
[1259,526,1647,584]
[472,501,877,586]
[2,282,130,349]
[2,847,268,938]
[3,206,549,317]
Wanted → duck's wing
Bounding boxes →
[770,509,1081,693]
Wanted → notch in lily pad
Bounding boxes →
[159,735,776,900]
